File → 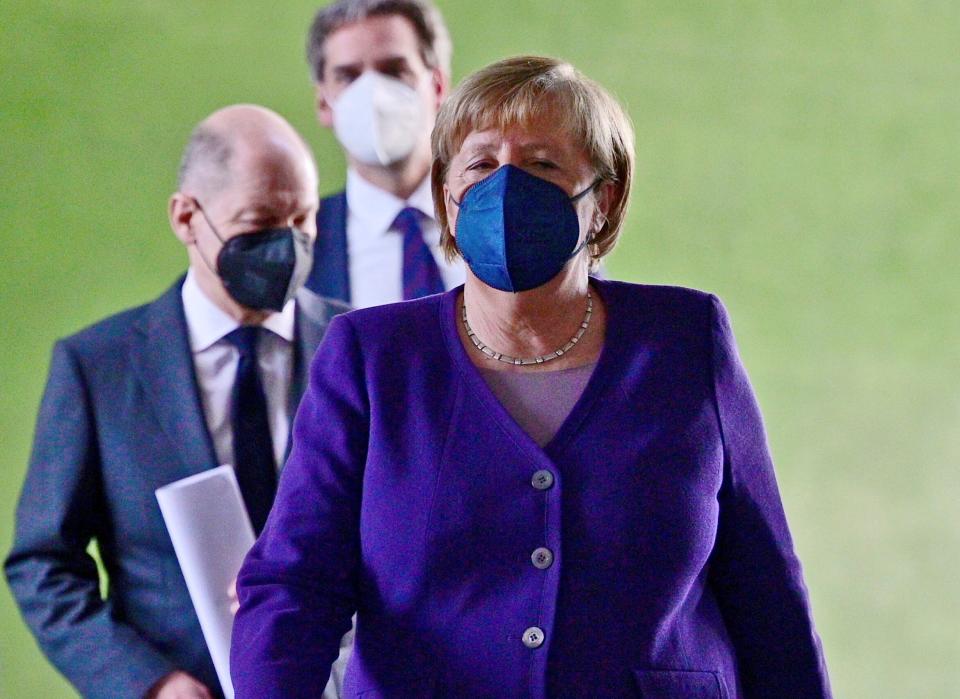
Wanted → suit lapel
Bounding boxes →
[306,191,351,303]
[285,290,331,462]
[132,279,218,477]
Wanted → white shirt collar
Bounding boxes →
[181,269,296,353]
[345,168,435,252]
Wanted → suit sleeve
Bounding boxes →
[706,296,832,697]
[231,314,368,698]
[4,340,177,699]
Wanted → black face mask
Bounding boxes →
[194,201,313,312]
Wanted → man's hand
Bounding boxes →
[144,670,213,699]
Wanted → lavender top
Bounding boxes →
[479,363,597,446]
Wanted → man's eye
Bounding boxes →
[377,60,412,80]
[334,70,360,84]
[237,218,270,229]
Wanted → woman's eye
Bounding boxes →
[466,160,494,171]
[533,160,557,170]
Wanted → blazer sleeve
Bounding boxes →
[4,340,177,699]
[231,314,368,698]
[706,296,832,697]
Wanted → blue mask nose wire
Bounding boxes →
[450,175,601,208]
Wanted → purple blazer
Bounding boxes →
[232,280,831,698]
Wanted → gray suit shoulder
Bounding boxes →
[296,286,352,327]
[55,301,151,364]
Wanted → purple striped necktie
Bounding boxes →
[393,206,445,300]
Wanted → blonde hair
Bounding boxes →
[431,56,635,268]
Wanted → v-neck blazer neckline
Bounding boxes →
[440,278,622,457]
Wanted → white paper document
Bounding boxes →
[156,465,254,699]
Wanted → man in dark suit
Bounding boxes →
[5,104,347,699]
[304,0,464,307]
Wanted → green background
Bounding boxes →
[2,1,957,696]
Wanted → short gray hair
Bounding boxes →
[176,125,234,193]
[306,0,452,82]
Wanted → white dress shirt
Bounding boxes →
[345,169,465,309]
[181,270,294,469]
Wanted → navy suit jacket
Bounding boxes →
[306,191,350,304]
[5,278,347,699]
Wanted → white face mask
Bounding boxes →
[331,71,425,167]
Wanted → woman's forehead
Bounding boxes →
[451,94,580,148]
[456,118,577,155]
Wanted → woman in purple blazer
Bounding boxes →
[231,56,832,698]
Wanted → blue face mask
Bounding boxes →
[450,165,599,292]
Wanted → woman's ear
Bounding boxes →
[596,180,616,219]
[443,184,458,239]
[592,209,609,237]
[590,181,615,235]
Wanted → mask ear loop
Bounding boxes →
[569,178,602,204]
[189,197,226,276]
[568,179,604,257]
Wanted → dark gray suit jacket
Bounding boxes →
[5,277,347,699]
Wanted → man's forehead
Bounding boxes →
[324,14,422,67]
[211,165,317,216]
[231,137,315,177]
[213,188,317,220]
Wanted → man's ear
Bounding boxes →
[432,68,449,112]
[315,83,335,128]
[169,193,198,246]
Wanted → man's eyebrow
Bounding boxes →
[329,61,362,76]
[374,56,410,71]
[230,204,279,221]
[231,199,316,222]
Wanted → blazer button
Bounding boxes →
[531,547,554,569]
[522,626,545,649]
[531,470,554,490]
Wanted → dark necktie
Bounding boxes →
[393,207,445,300]
[224,326,277,535]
